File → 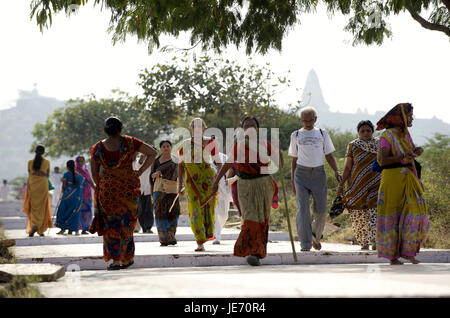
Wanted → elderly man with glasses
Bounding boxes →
[288,106,342,251]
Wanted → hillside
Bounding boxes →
[0,88,66,180]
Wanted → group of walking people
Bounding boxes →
[22,101,429,269]
[22,153,95,237]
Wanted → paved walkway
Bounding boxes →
[36,263,450,298]
[2,200,450,297]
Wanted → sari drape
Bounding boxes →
[22,159,52,235]
[75,156,93,231]
[89,135,141,263]
[55,171,84,232]
[376,128,429,260]
[179,138,218,244]
[151,157,180,245]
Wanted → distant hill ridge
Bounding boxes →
[0,88,66,180]
[301,69,450,145]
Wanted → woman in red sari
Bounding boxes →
[89,117,157,270]
[213,117,281,266]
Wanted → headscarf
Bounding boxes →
[376,103,413,131]
[75,156,92,199]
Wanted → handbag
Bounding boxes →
[329,196,344,219]
[153,177,178,194]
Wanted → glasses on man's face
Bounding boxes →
[301,118,316,123]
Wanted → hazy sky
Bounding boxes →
[1,2,449,122]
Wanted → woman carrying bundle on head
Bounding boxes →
[375,103,428,265]
[55,160,86,235]
[23,145,53,237]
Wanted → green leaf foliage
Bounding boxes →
[29,1,449,54]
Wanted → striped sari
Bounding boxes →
[343,138,381,247]
[376,128,429,260]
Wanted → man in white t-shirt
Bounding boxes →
[1,180,10,201]
[288,106,342,252]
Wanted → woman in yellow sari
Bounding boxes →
[376,103,428,265]
[22,145,53,237]
[178,118,222,252]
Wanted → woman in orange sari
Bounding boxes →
[89,117,157,270]
[23,145,53,237]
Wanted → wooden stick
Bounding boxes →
[169,187,184,213]
[278,169,298,262]
[200,192,218,208]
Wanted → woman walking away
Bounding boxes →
[213,116,281,266]
[22,145,53,237]
[177,118,222,252]
[89,117,157,270]
[337,120,381,250]
[76,156,95,234]
[376,103,428,265]
[55,160,85,235]
[150,140,180,246]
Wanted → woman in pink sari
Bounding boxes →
[76,156,95,234]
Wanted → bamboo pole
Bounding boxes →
[278,169,298,262]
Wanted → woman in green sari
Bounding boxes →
[177,118,222,252]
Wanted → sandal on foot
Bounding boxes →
[390,259,404,265]
[195,246,205,252]
[301,248,311,252]
[29,226,38,237]
[361,245,369,250]
[107,263,121,271]
[120,260,134,269]
[246,255,261,266]
[403,256,420,264]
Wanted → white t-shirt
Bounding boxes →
[288,127,335,167]
[51,173,63,189]
[0,185,10,201]
[133,161,151,196]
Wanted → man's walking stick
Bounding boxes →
[278,169,298,262]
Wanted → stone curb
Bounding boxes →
[16,250,450,271]
[10,233,290,246]
[0,263,65,283]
